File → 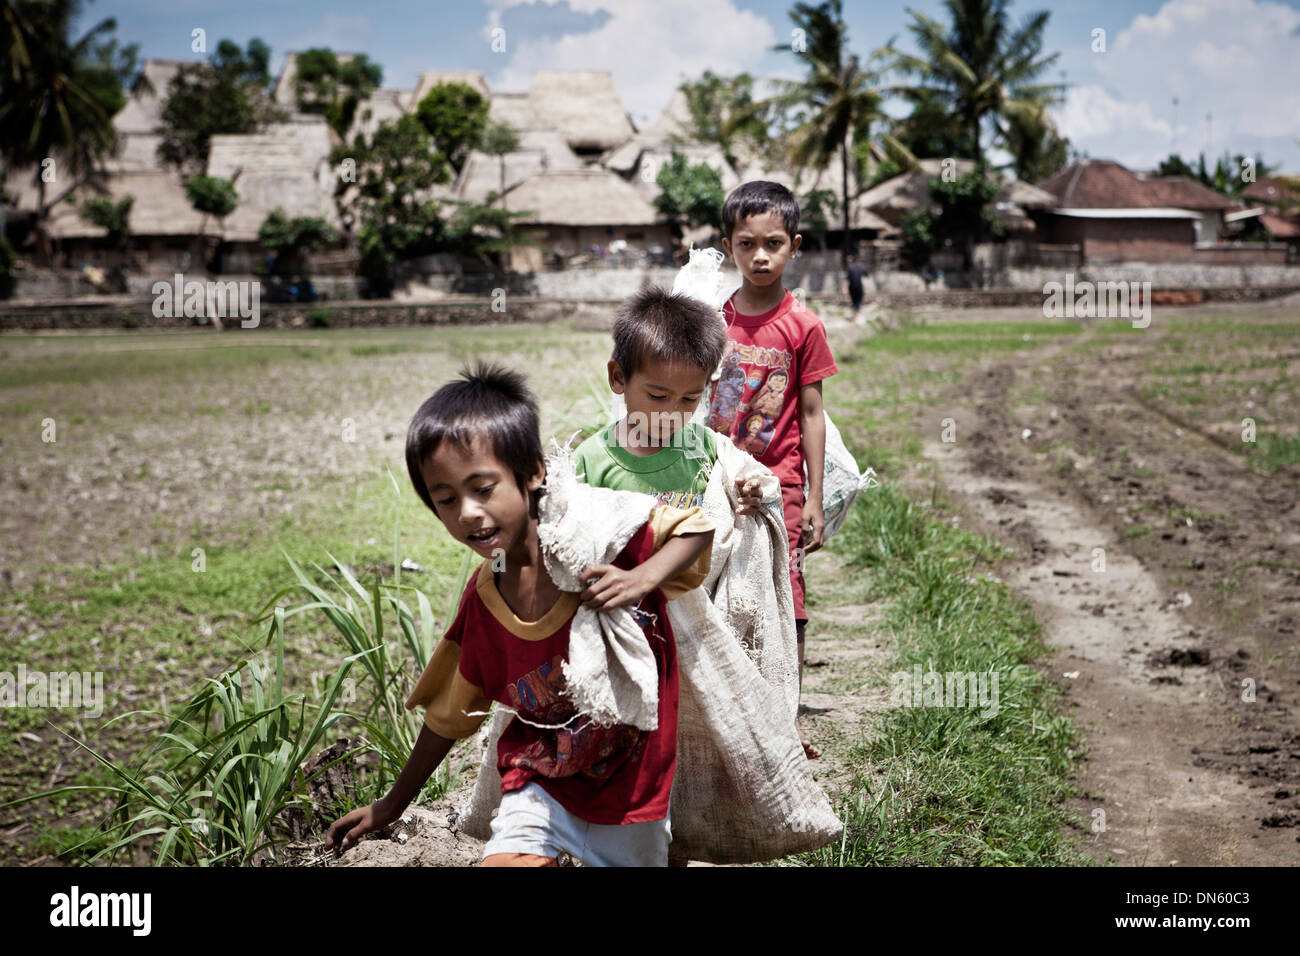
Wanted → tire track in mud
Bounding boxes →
[919,326,1300,866]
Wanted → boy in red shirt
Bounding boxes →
[324,364,713,866]
[707,181,839,758]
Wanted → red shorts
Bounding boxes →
[781,483,807,622]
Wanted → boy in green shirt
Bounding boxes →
[574,285,765,515]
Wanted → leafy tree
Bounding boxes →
[333,114,451,296]
[441,200,540,270]
[930,162,1003,267]
[0,0,141,261]
[1154,150,1276,200]
[293,49,382,141]
[900,209,935,266]
[413,82,489,176]
[1002,106,1069,183]
[79,194,133,249]
[801,187,838,250]
[677,70,778,172]
[890,0,1065,166]
[653,150,725,239]
[0,235,18,294]
[764,0,892,259]
[257,208,336,274]
[184,175,237,271]
[889,89,976,160]
[479,120,521,207]
[867,157,902,188]
[158,38,285,174]
[78,193,132,288]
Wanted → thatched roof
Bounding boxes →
[526,71,634,151]
[489,92,539,130]
[854,159,1055,225]
[114,59,189,135]
[455,129,582,203]
[503,168,659,226]
[410,71,490,107]
[626,144,740,204]
[206,118,340,241]
[343,88,411,144]
[45,170,206,238]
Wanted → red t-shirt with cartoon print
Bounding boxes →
[707,289,838,486]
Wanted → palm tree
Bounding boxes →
[0,1,132,261]
[760,0,892,259]
[890,0,1065,167]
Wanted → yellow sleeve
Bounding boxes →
[404,638,493,739]
[647,504,714,601]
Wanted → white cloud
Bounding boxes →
[1061,0,1300,169]
[482,0,775,125]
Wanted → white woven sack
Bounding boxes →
[456,448,842,862]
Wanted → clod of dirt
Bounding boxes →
[328,799,484,867]
[1260,812,1300,828]
[986,487,1027,507]
[1151,675,1184,685]
[1149,647,1212,667]
[282,738,360,842]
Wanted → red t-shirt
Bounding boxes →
[706,289,838,486]
[433,523,679,825]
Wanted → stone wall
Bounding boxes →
[4,283,1295,332]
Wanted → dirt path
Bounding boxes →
[919,315,1300,865]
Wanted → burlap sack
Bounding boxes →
[456,447,842,863]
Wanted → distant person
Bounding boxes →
[845,253,871,322]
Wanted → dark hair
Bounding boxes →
[611,285,727,379]
[722,180,800,242]
[405,363,543,514]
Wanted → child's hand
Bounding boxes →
[324,797,401,854]
[579,564,652,611]
[734,476,764,516]
[801,499,825,554]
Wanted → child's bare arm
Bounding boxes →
[324,724,455,853]
[579,529,713,611]
[800,381,827,552]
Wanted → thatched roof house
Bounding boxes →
[526,71,635,154]
[114,59,187,135]
[206,118,341,243]
[455,129,583,204]
[603,91,740,207]
[854,158,1055,234]
[499,167,671,270]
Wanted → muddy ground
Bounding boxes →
[915,301,1300,865]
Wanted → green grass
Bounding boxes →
[791,482,1087,866]
[776,314,1091,866]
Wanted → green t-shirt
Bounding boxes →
[574,420,717,510]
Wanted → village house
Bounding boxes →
[1227,177,1300,256]
[1033,159,1282,264]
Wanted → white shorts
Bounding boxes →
[481,781,671,867]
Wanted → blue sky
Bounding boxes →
[80,0,1300,173]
